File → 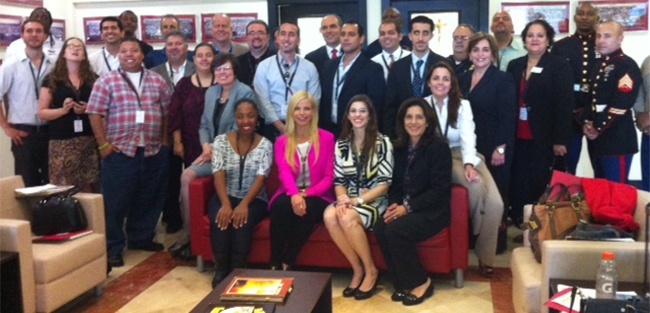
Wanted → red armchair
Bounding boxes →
[189,168,469,288]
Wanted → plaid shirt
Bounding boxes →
[87,68,172,157]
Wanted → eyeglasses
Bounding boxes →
[247,31,267,37]
[66,44,84,50]
[453,35,470,41]
[214,66,232,72]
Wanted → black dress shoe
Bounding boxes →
[108,255,124,267]
[403,281,434,306]
[354,278,378,301]
[168,242,189,255]
[342,286,358,298]
[391,290,406,302]
[129,242,164,252]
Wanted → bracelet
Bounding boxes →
[98,142,110,150]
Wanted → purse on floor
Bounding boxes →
[31,187,87,236]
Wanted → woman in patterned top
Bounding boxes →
[207,98,273,287]
[323,95,393,300]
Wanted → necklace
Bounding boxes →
[236,132,256,190]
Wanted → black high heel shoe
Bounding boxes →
[343,275,364,298]
[354,276,379,300]
[402,280,434,306]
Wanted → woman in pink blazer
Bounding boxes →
[269,91,335,270]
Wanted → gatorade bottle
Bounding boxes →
[595,251,618,299]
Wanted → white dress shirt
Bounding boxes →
[371,47,411,80]
[89,47,120,76]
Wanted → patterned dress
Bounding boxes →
[334,134,394,229]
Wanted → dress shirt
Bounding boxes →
[4,36,63,60]
[497,37,527,72]
[331,52,361,123]
[165,60,187,86]
[0,51,55,125]
[253,54,320,121]
[411,53,429,81]
[86,68,172,157]
[89,47,120,76]
[326,44,341,59]
[425,96,481,166]
[371,47,411,80]
[144,48,195,69]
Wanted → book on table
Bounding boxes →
[220,277,293,303]
[32,229,93,243]
[205,303,275,313]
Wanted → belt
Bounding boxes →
[10,124,49,133]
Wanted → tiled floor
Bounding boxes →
[57,225,524,313]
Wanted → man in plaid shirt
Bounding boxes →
[87,37,172,267]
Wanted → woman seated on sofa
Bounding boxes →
[423,62,504,278]
[207,98,273,286]
[374,98,451,306]
[323,95,393,300]
[269,91,335,270]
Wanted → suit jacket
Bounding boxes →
[199,80,256,144]
[506,52,574,148]
[383,51,451,138]
[269,128,336,208]
[231,42,250,57]
[151,61,196,91]
[305,45,331,76]
[388,138,451,224]
[459,65,517,162]
[318,52,386,134]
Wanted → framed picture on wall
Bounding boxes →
[582,0,648,31]
[410,11,459,58]
[50,18,65,42]
[201,13,258,43]
[501,2,570,34]
[83,17,103,45]
[0,14,23,47]
[0,0,43,7]
[140,15,197,44]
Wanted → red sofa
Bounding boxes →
[189,167,470,288]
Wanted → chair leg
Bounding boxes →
[454,269,464,288]
[197,255,205,272]
[94,285,103,296]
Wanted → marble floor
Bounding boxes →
[56,225,523,313]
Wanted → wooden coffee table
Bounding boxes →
[190,268,332,313]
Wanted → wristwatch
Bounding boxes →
[496,147,505,155]
[357,197,364,206]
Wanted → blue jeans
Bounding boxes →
[102,147,169,258]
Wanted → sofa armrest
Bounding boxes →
[189,177,215,246]
[0,219,36,313]
[635,190,649,241]
[540,240,646,313]
[449,185,469,269]
[74,193,105,235]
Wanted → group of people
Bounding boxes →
[1,2,648,307]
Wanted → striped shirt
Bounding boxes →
[334,134,394,197]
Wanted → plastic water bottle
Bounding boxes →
[595,251,618,299]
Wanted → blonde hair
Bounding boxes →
[285,91,320,172]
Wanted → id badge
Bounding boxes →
[519,107,528,121]
[531,67,543,74]
[74,119,83,133]
[135,110,145,124]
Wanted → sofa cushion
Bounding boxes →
[511,247,541,313]
[32,233,105,284]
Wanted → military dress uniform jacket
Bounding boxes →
[585,49,642,156]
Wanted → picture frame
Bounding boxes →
[201,13,258,43]
[140,14,197,44]
[0,14,23,47]
[83,17,103,45]
[50,18,65,42]
[0,0,43,7]
[582,0,648,31]
[501,1,570,34]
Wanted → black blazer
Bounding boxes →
[459,65,517,162]
[388,138,451,225]
[506,52,574,148]
[383,51,451,138]
[305,45,331,76]
[318,53,386,135]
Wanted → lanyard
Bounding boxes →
[29,55,45,100]
[381,50,402,70]
[353,144,366,197]
[430,96,450,138]
[275,55,299,101]
[334,61,348,103]
[118,68,145,109]
[236,132,256,191]
[196,72,215,89]
[102,48,113,71]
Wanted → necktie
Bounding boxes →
[331,48,338,59]
[412,60,424,98]
[389,54,395,69]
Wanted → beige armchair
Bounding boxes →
[0,176,107,313]
[511,188,649,313]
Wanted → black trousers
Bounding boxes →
[207,195,268,257]
[509,139,554,223]
[162,149,183,229]
[374,212,445,291]
[11,125,49,187]
[269,194,327,266]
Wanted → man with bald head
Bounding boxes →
[583,21,641,183]
[305,14,342,75]
[551,2,600,174]
[211,14,249,57]
[364,7,412,58]
[490,11,526,71]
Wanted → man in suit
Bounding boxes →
[151,30,196,234]
[237,20,274,87]
[365,7,412,58]
[305,15,342,75]
[447,24,474,75]
[319,21,385,134]
[491,11,526,71]
[119,10,153,56]
[383,15,451,138]
[371,20,411,80]
[145,14,194,69]
[212,14,249,57]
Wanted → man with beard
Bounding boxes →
[371,20,411,80]
[447,24,475,74]
[211,14,249,57]
[119,10,153,57]
[236,20,274,87]
[89,16,124,76]
[145,14,195,69]
[305,15,342,75]
[491,11,526,71]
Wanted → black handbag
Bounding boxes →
[581,298,649,313]
[31,188,87,236]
